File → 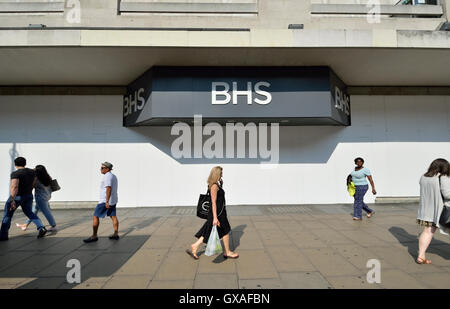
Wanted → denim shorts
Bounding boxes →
[93,203,117,218]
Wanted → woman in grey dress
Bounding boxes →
[416,159,450,264]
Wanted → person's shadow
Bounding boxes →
[389,227,450,261]
[211,224,246,264]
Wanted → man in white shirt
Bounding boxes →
[84,162,119,243]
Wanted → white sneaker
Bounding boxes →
[48,226,58,232]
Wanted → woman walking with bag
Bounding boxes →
[187,166,238,260]
[16,165,57,232]
[350,157,376,221]
[416,159,450,264]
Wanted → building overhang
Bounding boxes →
[0,29,449,87]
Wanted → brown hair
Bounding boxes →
[424,158,450,177]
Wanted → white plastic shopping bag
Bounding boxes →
[205,226,223,256]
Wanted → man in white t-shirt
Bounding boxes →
[84,162,119,243]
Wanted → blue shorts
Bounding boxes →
[93,203,117,218]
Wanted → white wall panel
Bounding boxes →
[0,94,449,207]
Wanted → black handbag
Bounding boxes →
[439,206,450,228]
[50,179,61,192]
[438,176,450,228]
[197,188,211,219]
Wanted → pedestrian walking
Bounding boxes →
[187,166,238,260]
[0,157,47,240]
[416,158,450,264]
[350,157,376,220]
[83,162,119,243]
[16,165,57,232]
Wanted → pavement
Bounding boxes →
[0,203,449,289]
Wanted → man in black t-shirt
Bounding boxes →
[0,157,47,240]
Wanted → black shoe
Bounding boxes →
[0,237,8,241]
[83,237,98,243]
[37,227,47,238]
[109,234,119,240]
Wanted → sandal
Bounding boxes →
[352,217,362,221]
[186,249,199,260]
[416,257,432,264]
[224,253,239,259]
[367,212,375,218]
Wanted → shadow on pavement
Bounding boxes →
[389,227,450,261]
[212,224,246,264]
[0,217,161,289]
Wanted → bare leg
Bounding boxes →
[91,216,99,238]
[418,226,436,260]
[111,216,119,236]
[222,233,238,257]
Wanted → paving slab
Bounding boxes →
[338,230,389,247]
[252,220,280,230]
[378,269,426,289]
[80,253,134,278]
[72,276,111,289]
[239,279,283,289]
[327,275,382,289]
[1,254,65,277]
[0,236,36,252]
[409,272,450,289]
[299,220,333,230]
[235,250,279,279]
[153,251,198,281]
[17,277,67,289]
[321,219,358,231]
[330,244,396,271]
[115,248,167,276]
[257,229,294,247]
[141,234,176,249]
[265,246,316,272]
[103,275,152,289]
[193,273,238,289]
[286,230,328,249]
[0,251,36,273]
[279,272,332,289]
[197,255,237,274]
[301,248,362,277]
[310,229,354,245]
[231,229,264,250]
[148,279,194,289]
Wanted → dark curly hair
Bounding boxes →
[354,157,364,164]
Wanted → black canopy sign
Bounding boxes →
[123,66,351,126]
